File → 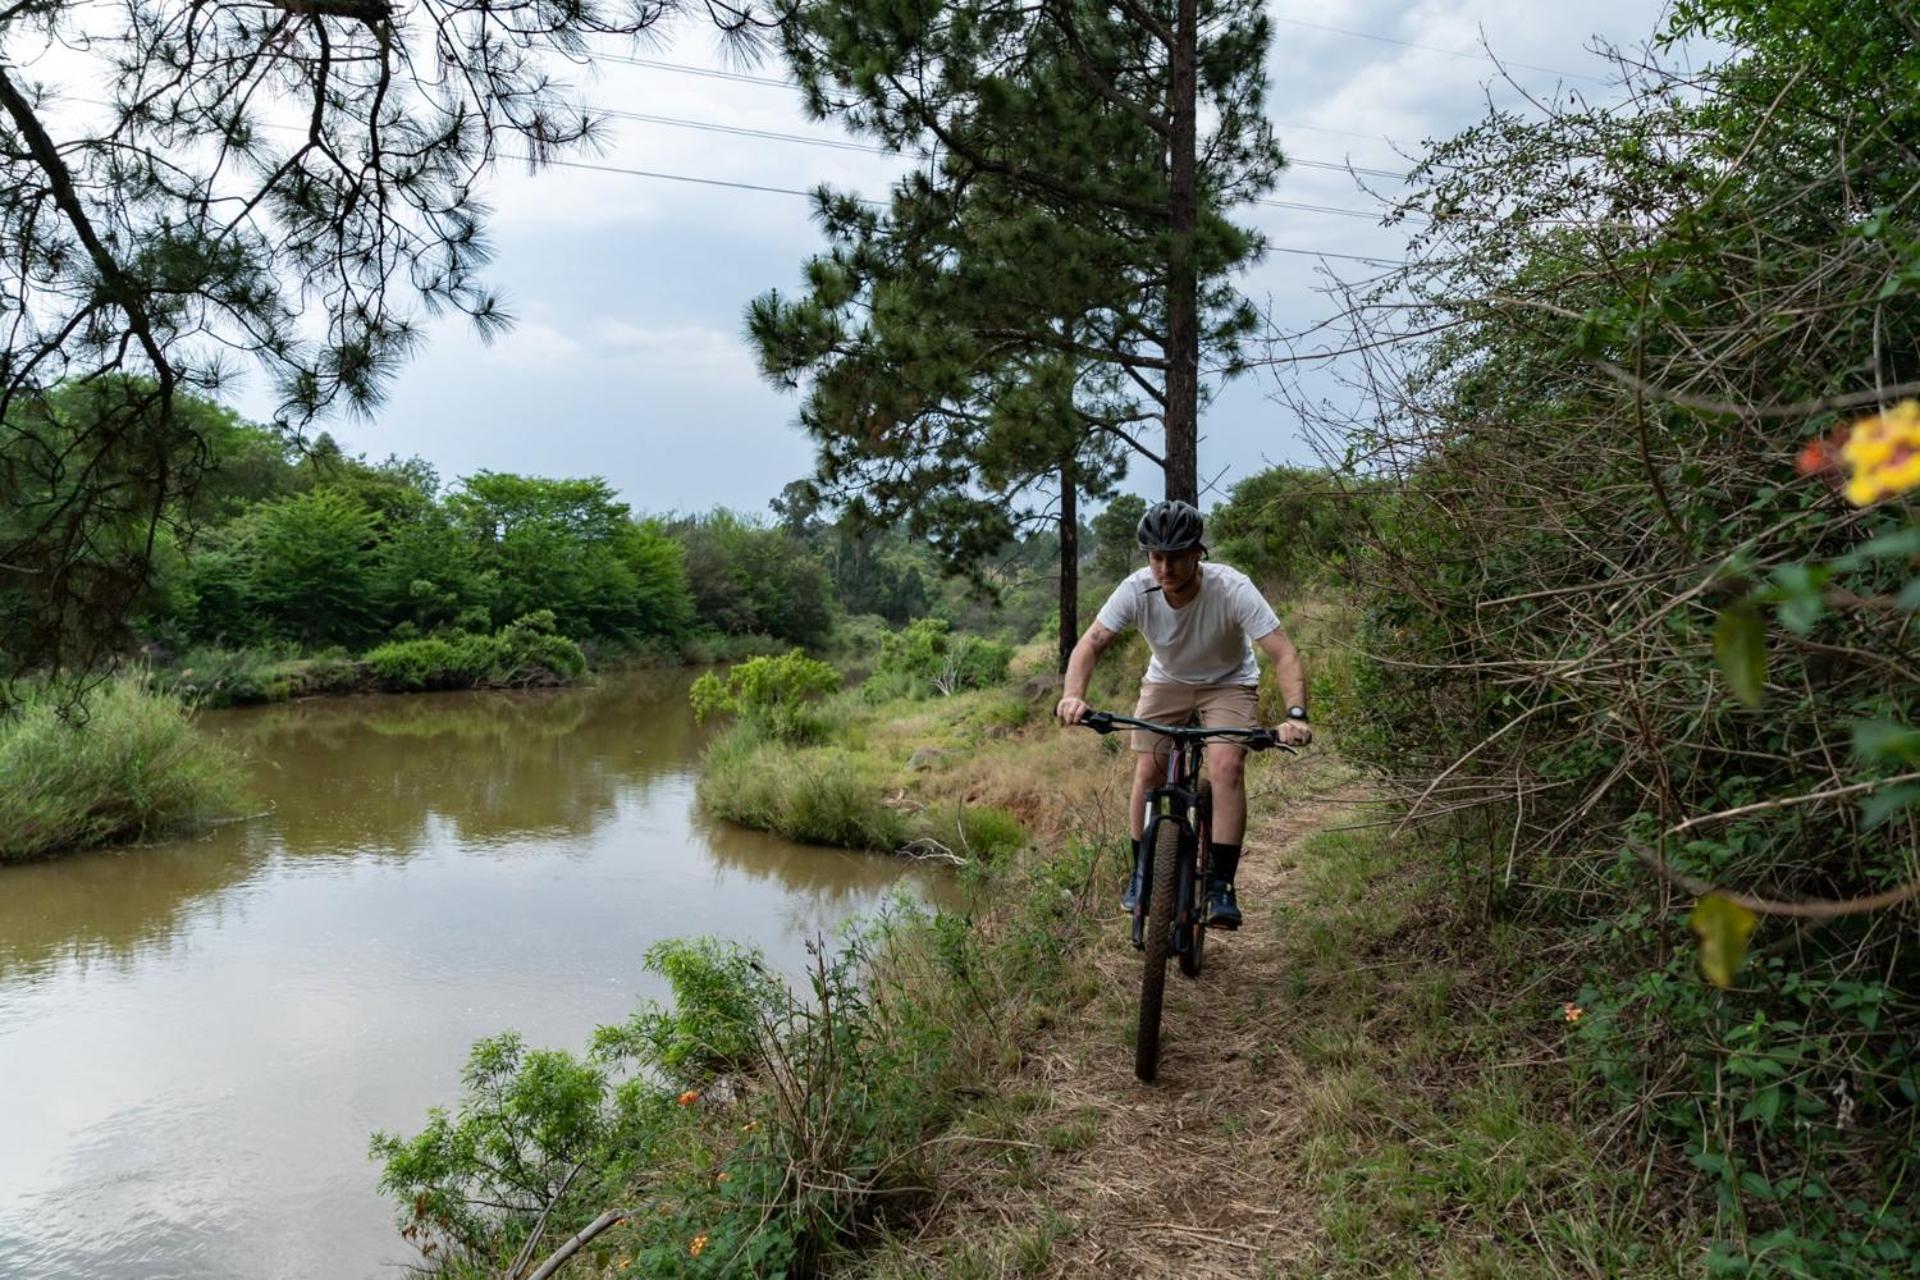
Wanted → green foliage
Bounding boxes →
[1206,466,1384,589]
[236,488,382,647]
[1319,5,1920,1268]
[1089,494,1147,580]
[595,940,791,1087]
[698,727,910,852]
[0,677,246,860]
[363,613,586,692]
[867,619,1012,700]
[688,650,841,744]
[673,510,835,648]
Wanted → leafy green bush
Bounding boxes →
[1206,465,1386,589]
[689,649,841,744]
[0,678,246,860]
[594,939,791,1088]
[364,612,586,691]
[865,618,1012,699]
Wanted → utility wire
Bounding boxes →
[602,105,1408,180]
[1270,15,1609,83]
[590,51,1408,155]
[535,155,1409,266]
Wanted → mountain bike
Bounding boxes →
[1076,710,1295,1083]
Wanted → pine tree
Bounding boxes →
[0,0,782,670]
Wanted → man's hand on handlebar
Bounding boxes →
[1277,720,1313,748]
[1055,695,1091,725]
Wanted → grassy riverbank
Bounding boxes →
[373,598,1723,1277]
[0,678,246,863]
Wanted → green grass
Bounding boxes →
[0,677,247,861]
[1276,825,1698,1278]
[698,723,912,851]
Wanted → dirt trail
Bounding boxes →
[881,788,1357,1277]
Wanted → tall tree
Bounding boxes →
[772,0,1282,506]
[0,0,781,670]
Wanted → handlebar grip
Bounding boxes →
[1079,711,1115,734]
[1246,728,1279,752]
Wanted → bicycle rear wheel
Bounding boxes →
[1135,818,1182,1082]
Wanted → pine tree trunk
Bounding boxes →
[1058,454,1078,674]
[1163,0,1200,506]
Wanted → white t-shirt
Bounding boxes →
[1095,563,1282,685]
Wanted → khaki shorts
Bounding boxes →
[1130,681,1259,753]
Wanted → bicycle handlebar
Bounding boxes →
[1073,710,1297,753]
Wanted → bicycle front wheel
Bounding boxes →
[1135,818,1182,1082]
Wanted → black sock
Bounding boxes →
[1208,842,1241,886]
[1129,837,1143,876]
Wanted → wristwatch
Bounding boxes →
[1286,705,1309,722]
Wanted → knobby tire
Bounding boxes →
[1136,819,1182,1082]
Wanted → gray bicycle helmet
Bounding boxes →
[1136,499,1205,552]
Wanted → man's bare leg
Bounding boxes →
[1203,742,1249,928]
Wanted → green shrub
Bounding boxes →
[698,728,908,851]
[866,618,1012,700]
[924,802,1025,861]
[0,678,246,860]
[594,939,791,1087]
[363,613,586,691]
[689,649,841,744]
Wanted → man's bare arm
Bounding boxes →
[1255,626,1308,714]
[1056,621,1119,723]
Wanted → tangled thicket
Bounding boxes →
[1281,2,1919,1272]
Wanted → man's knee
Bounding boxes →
[1209,749,1246,790]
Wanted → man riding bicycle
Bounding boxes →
[1055,499,1312,929]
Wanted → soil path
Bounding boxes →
[885,787,1358,1277]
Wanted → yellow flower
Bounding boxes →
[690,1234,710,1259]
[740,1119,759,1134]
[1840,400,1920,505]
[716,1170,731,1183]
[678,1089,699,1107]
[1562,1001,1585,1024]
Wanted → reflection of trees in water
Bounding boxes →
[694,807,956,914]
[0,826,263,981]
[0,671,713,981]
[227,671,707,855]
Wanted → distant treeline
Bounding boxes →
[114,395,1371,669]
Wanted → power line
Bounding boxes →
[535,154,1408,266]
[591,50,1408,159]
[603,105,1407,180]
[1270,16,1609,83]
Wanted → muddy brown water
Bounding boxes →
[0,669,954,1279]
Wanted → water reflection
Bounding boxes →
[0,667,951,1280]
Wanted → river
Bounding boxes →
[0,668,952,1279]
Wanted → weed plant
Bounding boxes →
[374,832,1109,1278]
[0,677,246,860]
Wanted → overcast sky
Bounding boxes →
[239,0,1684,519]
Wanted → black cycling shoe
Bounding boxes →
[1204,879,1242,930]
[1120,866,1144,914]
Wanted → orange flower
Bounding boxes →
[1562,1001,1585,1024]
[690,1233,711,1259]
[740,1119,759,1134]
[678,1089,699,1107]
[716,1170,731,1183]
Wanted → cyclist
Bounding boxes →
[1055,498,1312,929]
